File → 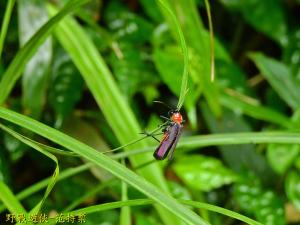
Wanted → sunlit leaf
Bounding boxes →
[283,29,300,79]
[104,0,154,44]
[108,42,159,99]
[234,173,285,225]
[48,47,84,127]
[285,171,300,211]
[267,144,299,174]
[173,155,237,192]
[18,0,52,118]
[250,52,300,110]
[219,0,287,44]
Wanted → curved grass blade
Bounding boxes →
[0,123,59,214]
[2,129,300,213]
[40,199,262,225]
[203,0,215,82]
[0,0,89,104]
[0,0,16,62]
[0,163,93,213]
[0,181,26,214]
[120,159,131,225]
[0,107,209,225]
[156,0,189,110]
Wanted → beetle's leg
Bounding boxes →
[140,131,161,142]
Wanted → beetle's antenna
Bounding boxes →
[153,101,173,110]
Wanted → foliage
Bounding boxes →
[0,0,299,224]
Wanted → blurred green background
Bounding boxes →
[0,0,300,224]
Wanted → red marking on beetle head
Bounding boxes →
[171,112,183,124]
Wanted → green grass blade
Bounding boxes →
[0,123,59,214]
[47,4,185,225]
[156,0,189,110]
[0,0,16,62]
[0,181,26,214]
[40,199,261,225]
[1,129,300,213]
[120,159,131,225]
[0,106,209,225]
[179,132,300,149]
[203,0,215,81]
[0,0,89,104]
[0,163,93,213]
[180,200,262,225]
[162,0,221,116]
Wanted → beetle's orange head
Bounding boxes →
[171,112,183,124]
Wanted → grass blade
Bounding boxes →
[120,160,131,225]
[156,0,189,110]
[47,4,185,225]
[0,181,26,214]
[0,106,209,225]
[203,0,215,81]
[250,52,300,110]
[0,124,59,214]
[40,199,262,225]
[0,0,16,62]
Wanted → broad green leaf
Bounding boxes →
[234,174,285,225]
[250,52,300,110]
[48,47,84,127]
[254,191,285,225]
[18,0,52,118]
[216,61,251,94]
[139,0,163,23]
[153,45,184,95]
[267,144,299,174]
[173,155,237,191]
[168,181,192,200]
[104,0,154,44]
[285,171,300,210]
[219,0,287,44]
[201,104,275,183]
[0,0,89,105]
[108,42,159,99]
[283,29,300,79]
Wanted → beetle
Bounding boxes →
[153,110,184,160]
